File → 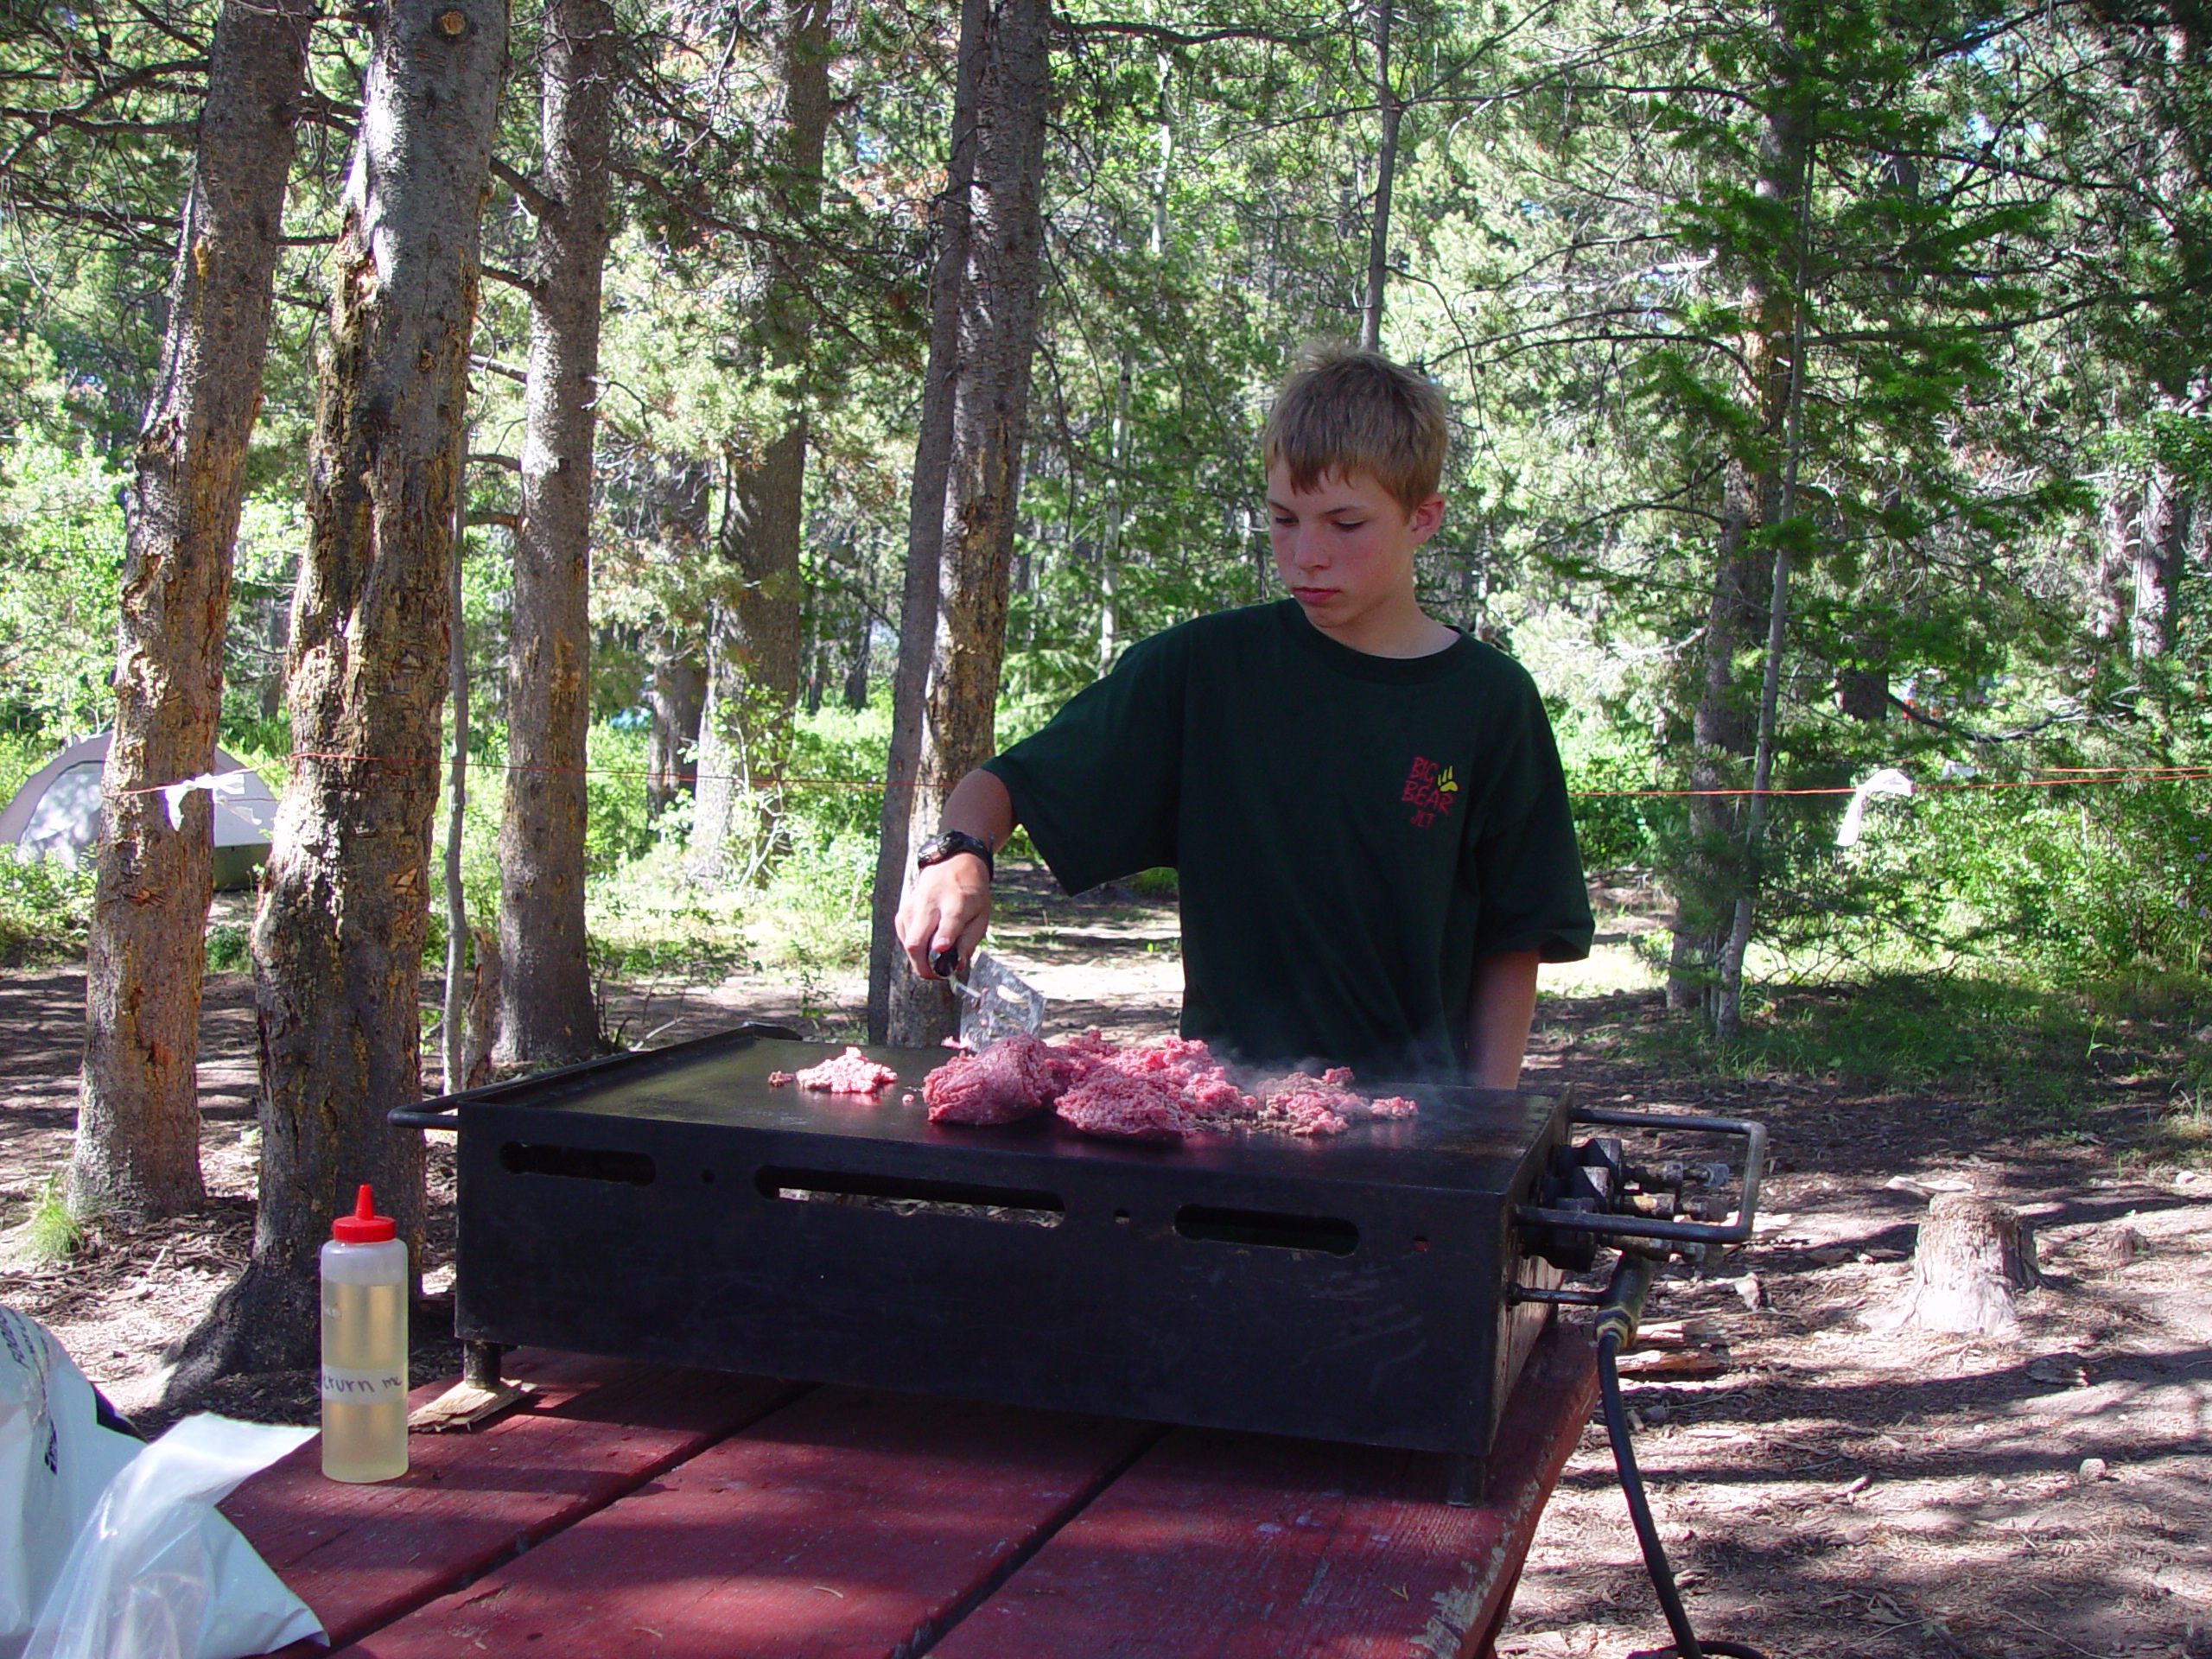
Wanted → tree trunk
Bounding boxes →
[442,488,471,1095]
[868,0,986,1044]
[887,0,1052,1048]
[1866,1192,2040,1337]
[496,0,616,1068]
[1358,0,1402,353]
[258,593,289,721]
[647,638,707,818]
[2132,458,2187,660]
[842,608,871,710]
[165,0,506,1396]
[1668,470,1761,1014]
[73,0,315,1224]
[689,0,834,886]
[2090,404,2135,645]
[1095,57,1170,683]
[1836,662,1887,721]
[1714,121,1813,1040]
[641,457,712,821]
[461,924,501,1090]
[1667,70,1804,1030]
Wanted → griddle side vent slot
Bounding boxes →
[756,1166,1064,1228]
[1174,1205,1359,1256]
[499,1142,657,1185]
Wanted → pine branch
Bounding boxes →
[481,263,547,299]
[490,156,559,221]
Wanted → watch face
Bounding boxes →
[918,831,990,870]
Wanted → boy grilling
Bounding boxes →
[897,346,1593,1088]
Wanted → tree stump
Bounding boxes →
[1865,1192,2040,1336]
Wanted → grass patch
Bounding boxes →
[1601,969,2212,1143]
[14,1179,84,1265]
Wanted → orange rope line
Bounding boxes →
[106,750,2212,801]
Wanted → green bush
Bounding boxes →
[205,922,251,973]
[1553,708,1662,874]
[1811,779,2212,982]
[786,702,893,840]
[575,702,895,999]
[0,854,92,963]
[0,726,51,804]
[0,437,125,732]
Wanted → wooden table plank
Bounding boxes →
[332,1385,1163,1659]
[226,1350,804,1652]
[928,1320,1599,1659]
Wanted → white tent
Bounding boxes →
[0,732,278,891]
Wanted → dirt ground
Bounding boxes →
[1,871,2207,1659]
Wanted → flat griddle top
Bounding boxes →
[461,1029,1558,1197]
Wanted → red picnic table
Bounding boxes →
[224,1318,1597,1659]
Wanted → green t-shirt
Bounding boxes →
[982,600,1593,1077]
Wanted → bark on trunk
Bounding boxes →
[689,0,834,886]
[442,491,471,1095]
[73,0,315,1224]
[2091,478,2135,645]
[867,0,986,1044]
[2133,460,2188,660]
[164,0,506,1396]
[496,0,616,1067]
[887,0,1052,1048]
[1714,119,1812,1041]
[647,639,707,817]
[641,457,712,821]
[1668,469,1761,1014]
[842,609,871,710]
[1358,0,1401,354]
[461,924,501,1090]
[1836,663,1888,721]
[1667,80,1803,1030]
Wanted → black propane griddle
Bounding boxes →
[396,1026,1762,1473]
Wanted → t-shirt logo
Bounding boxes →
[1402,756,1459,829]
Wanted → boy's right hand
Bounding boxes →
[897,855,994,981]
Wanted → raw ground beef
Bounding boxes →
[914,1031,1418,1142]
[770,1045,899,1095]
[923,1033,1064,1125]
[1253,1069,1423,1137]
[1052,1067,1196,1142]
[1110,1035,1256,1121]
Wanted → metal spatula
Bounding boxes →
[953,949,1045,1047]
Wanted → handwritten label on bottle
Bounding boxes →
[321,1365,404,1404]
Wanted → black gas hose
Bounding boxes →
[1593,1250,1772,1659]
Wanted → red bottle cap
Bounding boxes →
[331,1184,397,1243]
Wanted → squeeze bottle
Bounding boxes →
[320,1183,409,1482]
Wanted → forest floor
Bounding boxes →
[0,868,2207,1659]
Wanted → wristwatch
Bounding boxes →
[915,829,995,879]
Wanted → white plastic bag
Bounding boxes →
[22,1413,322,1659]
[0,1309,138,1656]
[0,1306,324,1659]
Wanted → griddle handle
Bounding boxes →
[1517,1109,1768,1248]
[389,1101,461,1128]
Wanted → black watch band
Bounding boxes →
[915,829,995,879]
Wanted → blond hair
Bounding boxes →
[1261,343,1450,513]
